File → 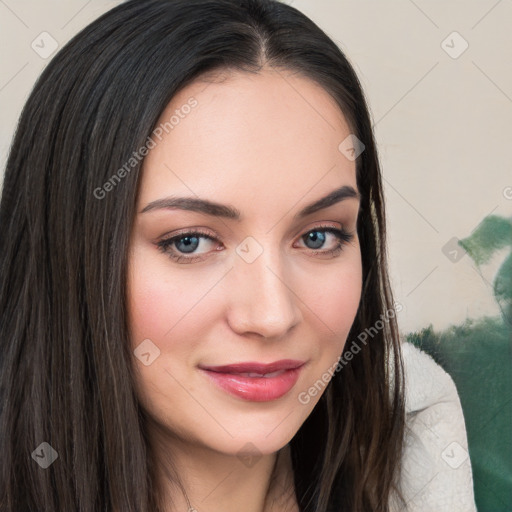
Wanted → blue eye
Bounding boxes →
[172,234,202,253]
[157,229,217,263]
[157,225,355,264]
[300,226,354,256]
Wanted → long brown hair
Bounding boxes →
[0,0,406,510]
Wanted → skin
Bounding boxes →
[126,66,363,512]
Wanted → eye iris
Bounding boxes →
[176,236,200,253]
[305,231,325,249]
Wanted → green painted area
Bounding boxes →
[406,215,512,512]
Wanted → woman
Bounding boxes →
[0,0,475,511]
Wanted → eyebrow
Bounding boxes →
[139,184,360,220]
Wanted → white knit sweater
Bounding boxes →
[389,341,478,511]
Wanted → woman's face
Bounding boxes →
[127,68,362,457]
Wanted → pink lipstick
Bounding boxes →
[199,359,305,401]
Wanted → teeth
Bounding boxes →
[263,370,286,378]
[236,370,285,378]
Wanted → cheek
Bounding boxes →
[127,273,178,345]
[126,246,214,348]
[301,252,362,335]
[126,250,218,416]
[298,251,363,373]
[322,267,361,328]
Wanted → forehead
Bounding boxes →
[137,68,357,216]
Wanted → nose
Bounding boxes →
[225,246,303,340]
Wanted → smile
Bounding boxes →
[198,359,306,401]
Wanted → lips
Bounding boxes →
[199,359,306,401]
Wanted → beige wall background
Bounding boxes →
[1,0,511,335]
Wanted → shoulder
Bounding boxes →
[400,340,457,412]
[390,341,477,511]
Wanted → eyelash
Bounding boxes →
[156,224,355,264]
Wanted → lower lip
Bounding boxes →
[200,366,304,402]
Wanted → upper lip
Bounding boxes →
[199,359,305,374]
